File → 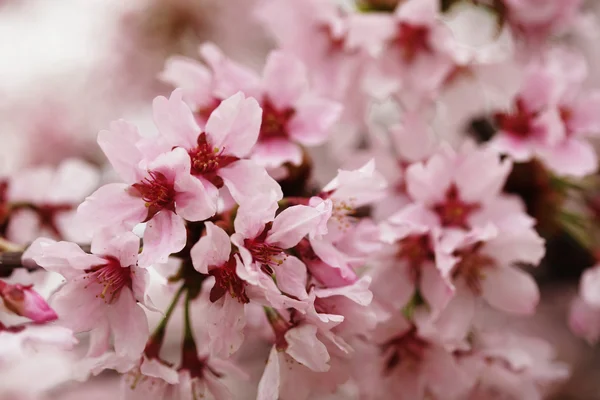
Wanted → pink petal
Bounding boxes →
[455,147,512,203]
[569,296,600,344]
[207,296,246,357]
[77,183,147,235]
[251,139,303,168]
[538,138,598,177]
[262,51,308,108]
[481,265,539,315]
[405,152,454,205]
[97,120,145,183]
[190,222,231,274]
[323,159,387,207]
[205,92,262,158]
[109,288,149,361]
[314,276,373,305]
[267,205,325,249]
[139,211,187,266]
[50,278,107,333]
[284,324,330,372]
[140,358,179,384]
[159,56,213,111]
[200,42,262,99]
[581,265,600,308]
[257,346,280,400]
[569,91,600,135]
[25,238,105,278]
[152,88,202,150]
[174,173,218,222]
[274,256,308,300]
[219,160,283,208]
[420,263,455,313]
[90,231,140,268]
[288,95,342,146]
[345,13,396,56]
[47,159,100,204]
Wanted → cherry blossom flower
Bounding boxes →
[5,158,99,244]
[78,123,213,264]
[25,232,151,364]
[459,332,569,400]
[162,44,342,169]
[351,314,473,400]
[152,89,282,209]
[391,141,513,234]
[490,48,600,177]
[232,203,328,302]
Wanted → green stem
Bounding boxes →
[183,288,194,342]
[150,284,185,339]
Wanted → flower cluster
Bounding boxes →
[4,0,600,399]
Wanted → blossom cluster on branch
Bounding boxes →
[2,0,600,399]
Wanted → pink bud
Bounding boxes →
[0,280,57,323]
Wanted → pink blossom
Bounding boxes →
[395,141,513,233]
[152,89,282,210]
[190,221,250,357]
[490,48,600,176]
[257,308,352,400]
[503,0,583,43]
[232,203,328,302]
[78,121,213,264]
[357,0,458,106]
[0,280,57,323]
[122,351,246,400]
[459,332,569,399]
[351,315,473,400]
[25,232,151,364]
[5,158,99,244]
[162,44,342,169]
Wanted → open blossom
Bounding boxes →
[503,0,583,42]
[152,89,282,209]
[78,122,213,264]
[232,203,328,302]
[355,0,458,106]
[190,221,250,357]
[122,347,247,400]
[459,332,569,400]
[25,232,151,364]
[5,158,99,244]
[351,314,473,400]
[306,160,387,284]
[162,44,342,169]
[389,141,513,234]
[490,47,600,177]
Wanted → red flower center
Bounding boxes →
[209,257,249,304]
[84,256,132,304]
[395,23,432,63]
[494,98,538,139]
[259,98,295,141]
[244,232,284,271]
[432,185,480,229]
[381,327,429,373]
[131,170,177,221]
[396,234,434,281]
[188,133,238,188]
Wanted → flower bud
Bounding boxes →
[0,280,57,323]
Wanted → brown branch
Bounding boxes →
[0,244,92,278]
